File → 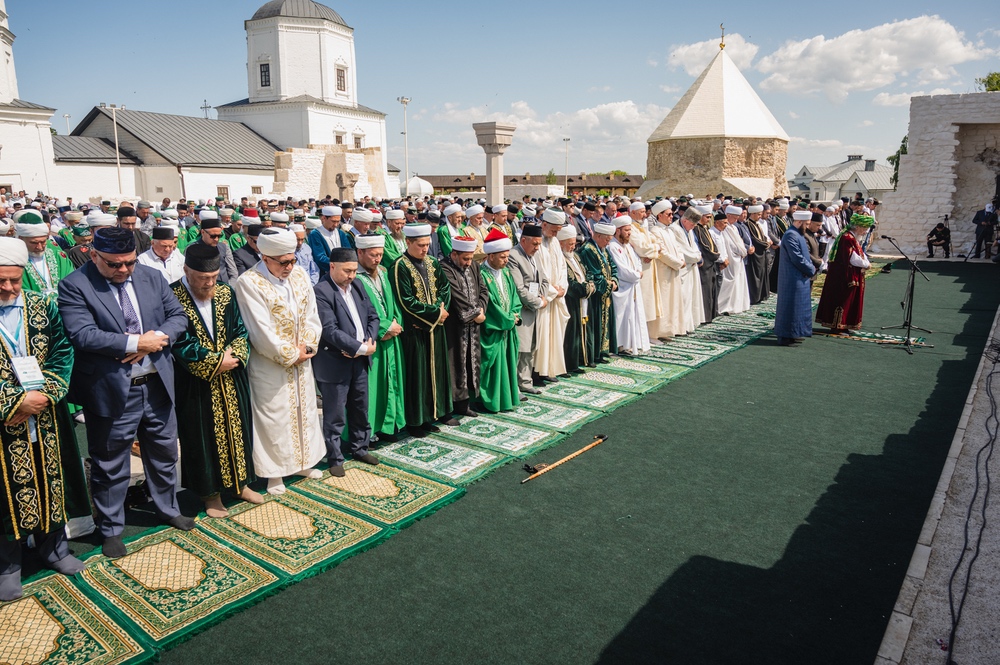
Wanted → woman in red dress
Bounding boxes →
[816,214,875,332]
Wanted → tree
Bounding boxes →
[587,170,629,177]
[50,127,57,135]
[887,135,908,189]
[974,72,1000,92]
[545,168,557,185]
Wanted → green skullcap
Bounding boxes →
[849,214,875,228]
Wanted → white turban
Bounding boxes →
[443,204,462,217]
[725,206,743,216]
[483,235,512,254]
[385,209,405,220]
[465,204,484,217]
[777,199,790,210]
[593,222,616,236]
[491,204,506,214]
[305,216,323,230]
[256,229,298,256]
[270,212,290,223]
[355,234,386,249]
[89,213,117,228]
[287,223,305,233]
[15,222,48,237]
[556,225,577,241]
[0,220,10,236]
[371,211,383,222]
[650,200,673,216]
[612,216,631,229]
[0,237,29,267]
[747,205,764,214]
[199,209,219,221]
[162,208,179,219]
[322,206,342,217]
[541,209,566,226]
[694,206,713,216]
[628,202,646,212]
[352,208,374,224]
[451,236,478,253]
[403,224,432,238]
[792,211,812,221]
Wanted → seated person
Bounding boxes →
[926,223,950,258]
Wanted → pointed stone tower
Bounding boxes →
[637,47,789,199]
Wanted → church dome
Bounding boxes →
[251,0,347,26]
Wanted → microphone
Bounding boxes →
[880,235,894,240]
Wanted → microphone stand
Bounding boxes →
[880,236,933,354]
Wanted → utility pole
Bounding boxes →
[397,96,411,191]
[563,138,571,193]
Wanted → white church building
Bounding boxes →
[1,0,396,203]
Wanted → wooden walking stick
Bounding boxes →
[521,434,608,484]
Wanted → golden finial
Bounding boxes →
[720,23,726,50]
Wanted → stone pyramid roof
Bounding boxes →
[648,49,788,143]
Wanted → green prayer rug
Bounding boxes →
[599,357,692,382]
[643,338,736,367]
[435,414,563,457]
[2,573,148,665]
[197,492,386,579]
[77,528,280,646]
[491,398,602,434]
[565,370,665,395]
[376,435,511,485]
[812,329,928,345]
[290,461,465,529]
[534,381,640,412]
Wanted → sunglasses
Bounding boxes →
[206,233,223,239]
[265,256,297,267]
[101,257,138,269]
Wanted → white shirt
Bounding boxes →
[337,282,369,355]
[709,226,730,262]
[319,225,342,250]
[107,276,156,378]
[138,247,185,284]
[182,275,215,341]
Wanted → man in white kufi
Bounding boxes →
[533,208,571,378]
[607,216,650,354]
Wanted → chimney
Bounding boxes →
[847,154,863,161]
[865,159,876,171]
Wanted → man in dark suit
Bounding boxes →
[313,246,381,477]
[234,223,263,275]
[57,227,193,558]
[972,205,997,259]
[116,206,152,254]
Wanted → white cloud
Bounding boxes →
[659,84,681,94]
[861,120,875,127]
[872,88,954,106]
[790,137,845,149]
[788,111,800,119]
[667,34,759,76]
[588,85,612,93]
[756,16,987,101]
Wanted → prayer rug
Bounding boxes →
[534,381,640,413]
[491,398,602,434]
[77,528,279,646]
[290,461,464,529]
[685,327,760,346]
[376,435,510,485]
[812,329,929,346]
[197,492,385,579]
[642,338,735,368]
[2,573,148,665]
[564,370,665,395]
[435,414,563,457]
[600,356,688,378]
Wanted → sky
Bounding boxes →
[8,0,1000,180]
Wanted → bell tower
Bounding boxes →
[0,0,20,104]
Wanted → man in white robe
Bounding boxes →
[626,202,661,334]
[533,208,570,379]
[669,207,706,331]
[715,207,750,314]
[234,229,325,494]
[647,200,686,339]
[608,217,650,355]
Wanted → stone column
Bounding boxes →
[473,122,516,205]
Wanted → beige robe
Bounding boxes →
[630,220,661,323]
[533,235,569,377]
[235,263,325,478]
[648,221,686,339]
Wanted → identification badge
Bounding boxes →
[11,356,45,390]
[528,282,540,297]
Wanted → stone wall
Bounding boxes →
[875,92,1000,256]
[723,137,789,197]
[271,144,388,200]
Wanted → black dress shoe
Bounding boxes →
[424,424,441,433]
[558,373,572,378]
[532,377,546,387]
[407,427,428,438]
[542,376,558,384]
[166,515,196,531]
[440,417,460,427]
[328,464,346,477]
[102,536,127,559]
[521,387,542,395]
[379,432,399,443]
[354,453,380,466]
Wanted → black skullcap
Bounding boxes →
[201,218,222,230]
[714,212,728,222]
[185,242,221,272]
[177,203,189,211]
[246,224,264,237]
[811,212,824,223]
[507,204,519,215]
[329,247,358,264]
[520,225,543,238]
[116,207,136,219]
[92,227,136,254]
[151,227,174,240]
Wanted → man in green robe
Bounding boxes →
[578,221,618,366]
[354,233,407,441]
[437,203,468,257]
[14,211,75,301]
[224,210,247,251]
[0,237,90,601]
[57,211,84,247]
[379,209,407,268]
[478,229,522,413]
[389,222,455,436]
[171,244,261,518]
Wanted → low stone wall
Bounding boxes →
[643,136,789,199]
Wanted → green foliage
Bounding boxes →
[587,170,629,178]
[545,168,557,185]
[974,72,1000,92]
[50,127,58,135]
[887,135,908,189]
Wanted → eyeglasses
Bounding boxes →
[100,257,138,269]
[205,233,223,239]
[265,256,297,267]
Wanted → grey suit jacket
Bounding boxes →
[507,244,549,353]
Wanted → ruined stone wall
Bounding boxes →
[271,145,388,200]
[876,92,1000,256]
[723,138,789,197]
[642,136,788,199]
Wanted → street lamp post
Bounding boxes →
[101,103,125,194]
[563,138,571,194]
[397,96,411,194]
[62,114,71,135]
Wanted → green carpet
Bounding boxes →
[152,261,1000,664]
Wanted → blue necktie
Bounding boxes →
[116,283,141,334]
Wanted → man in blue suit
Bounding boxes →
[307,205,354,275]
[57,227,193,558]
[312,245,380,477]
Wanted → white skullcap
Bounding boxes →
[777,199,790,210]
[651,200,673,216]
[524,204,537,213]
[0,236,29,267]
[465,204,484,217]
[385,209,405,220]
[305,216,322,230]
[628,202,645,212]
[491,204,506,214]
[556,225,577,241]
[694,206,713,216]
[542,209,567,226]
[287,223,305,233]
[256,229,298,256]
[270,212,289,223]
[483,235,513,254]
[162,209,179,219]
[355,234,386,249]
[220,208,235,216]
[403,224,432,238]
[593,222,616,236]
[199,209,219,221]
[352,208,374,224]
[747,205,764,214]
[0,220,10,236]
[725,206,743,216]
[89,213,117,228]
[15,222,49,237]
[612,216,632,229]
[792,211,812,221]
[443,204,463,217]
[451,236,478,253]
[322,206,342,217]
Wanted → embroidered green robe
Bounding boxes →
[0,292,90,541]
[389,253,452,426]
[378,229,406,269]
[356,266,408,437]
[22,246,74,300]
[170,281,254,498]
[226,229,247,252]
[578,240,618,365]
[179,225,200,253]
[437,222,466,257]
[478,264,521,413]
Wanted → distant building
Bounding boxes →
[638,45,789,200]
[788,155,894,202]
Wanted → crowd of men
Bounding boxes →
[0,188,878,600]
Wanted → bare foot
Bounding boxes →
[204,494,229,518]
[266,478,287,495]
[295,468,322,479]
[240,487,265,504]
